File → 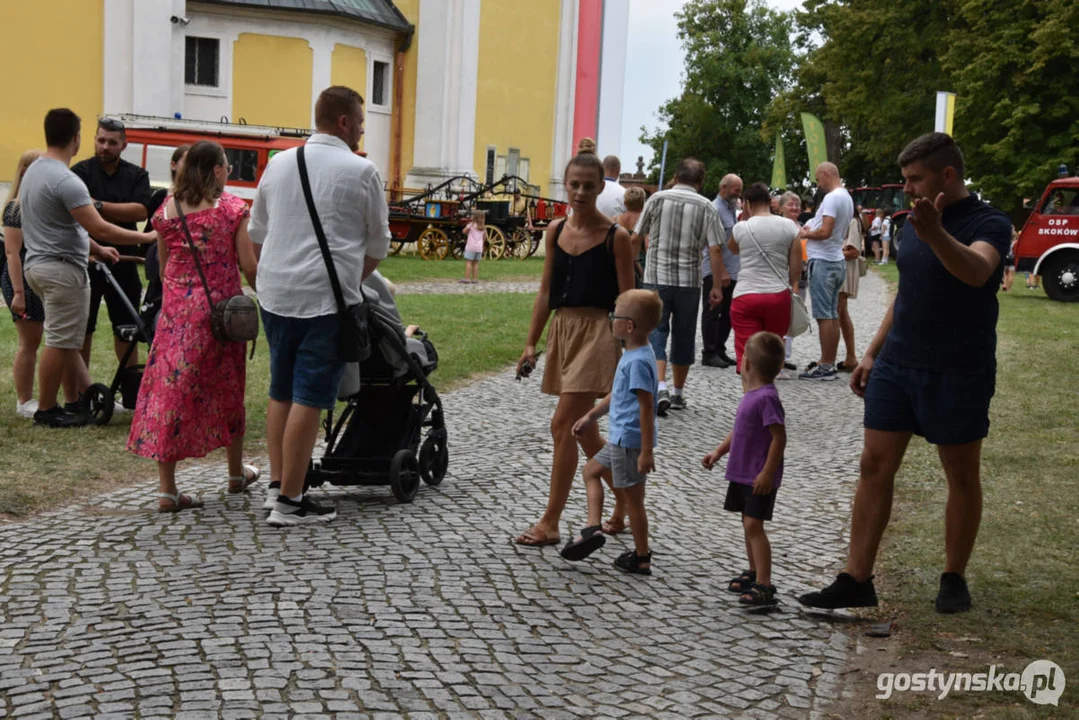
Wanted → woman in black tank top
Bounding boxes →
[514,152,635,547]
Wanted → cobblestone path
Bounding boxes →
[0,274,890,719]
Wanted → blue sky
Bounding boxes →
[620,0,804,169]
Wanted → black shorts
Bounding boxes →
[724,481,777,521]
[864,354,995,445]
[87,260,143,337]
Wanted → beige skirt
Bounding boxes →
[541,307,621,396]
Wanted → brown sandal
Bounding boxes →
[602,518,627,535]
[514,527,560,546]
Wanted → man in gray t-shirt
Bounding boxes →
[20,158,94,271]
[19,108,155,427]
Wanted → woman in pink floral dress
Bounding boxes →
[128,141,260,512]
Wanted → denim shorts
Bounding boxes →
[644,283,699,365]
[463,250,482,262]
[864,354,995,445]
[808,259,846,319]
[261,309,346,410]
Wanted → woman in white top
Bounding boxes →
[728,182,803,372]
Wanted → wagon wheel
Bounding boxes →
[483,226,506,260]
[418,227,449,261]
[448,237,464,260]
[511,229,533,260]
[527,230,542,258]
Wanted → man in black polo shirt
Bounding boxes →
[799,133,1011,614]
[72,118,152,376]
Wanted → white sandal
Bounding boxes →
[228,464,261,494]
[158,491,204,513]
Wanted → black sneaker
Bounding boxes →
[267,494,337,527]
[797,572,878,609]
[935,572,972,614]
[669,393,686,411]
[784,362,797,371]
[701,355,731,368]
[657,389,671,417]
[62,390,85,414]
[33,405,87,428]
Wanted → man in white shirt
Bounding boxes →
[596,155,627,218]
[249,86,391,526]
[798,162,854,381]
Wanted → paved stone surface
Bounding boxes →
[0,273,889,718]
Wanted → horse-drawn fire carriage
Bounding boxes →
[386,175,568,260]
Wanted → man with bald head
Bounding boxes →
[798,162,854,381]
[596,155,627,218]
[702,173,742,367]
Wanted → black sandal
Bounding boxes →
[613,549,652,576]
[739,582,778,607]
[560,525,607,561]
[727,569,757,594]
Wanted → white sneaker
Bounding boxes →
[16,400,38,419]
[261,481,281,510]
[776,369,794,381]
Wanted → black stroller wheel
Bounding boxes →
[86,383,115,426]
[419,431,448,486]
[389,449,420,503]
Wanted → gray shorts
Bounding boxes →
[594,442,647,489]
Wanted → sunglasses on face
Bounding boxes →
[608,313,635,324]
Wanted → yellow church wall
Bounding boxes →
[393,0,420,192]
[331,44,368,150]
[473,0,561,194]
[232,34,312,129]
[0,0,104,183]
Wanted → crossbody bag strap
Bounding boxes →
[742,219,792,288]
[296,145,358,314]
[174,198,218,315]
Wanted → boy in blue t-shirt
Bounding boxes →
[702,332,787,607]
[562,289,663,575]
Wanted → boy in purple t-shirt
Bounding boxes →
[702,331,787,607]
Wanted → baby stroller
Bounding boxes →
[83,260,159,425]
[305,275,447,503]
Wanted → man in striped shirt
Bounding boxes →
[635,158,728,415]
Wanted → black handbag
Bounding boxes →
[296,146,372,363]
[174,198,259,350]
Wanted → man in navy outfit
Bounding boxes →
[799,133,1011,614]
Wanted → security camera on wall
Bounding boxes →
[170,15,191,26]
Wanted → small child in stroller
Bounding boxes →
[302,271,446,503]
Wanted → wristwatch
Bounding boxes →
[94,200,104,212]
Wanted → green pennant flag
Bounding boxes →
[800,112,828,171]
[771,134,787,189]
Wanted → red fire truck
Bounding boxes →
[112,114,317,204]
[1015,176,1079,302]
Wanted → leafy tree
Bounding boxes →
[770,0,952,187]
[639,0,798,196]
[942,0,1079,215]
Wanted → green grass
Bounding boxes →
[0,292,538,517]
[865,264,1079,717]
[377,255,544,283]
